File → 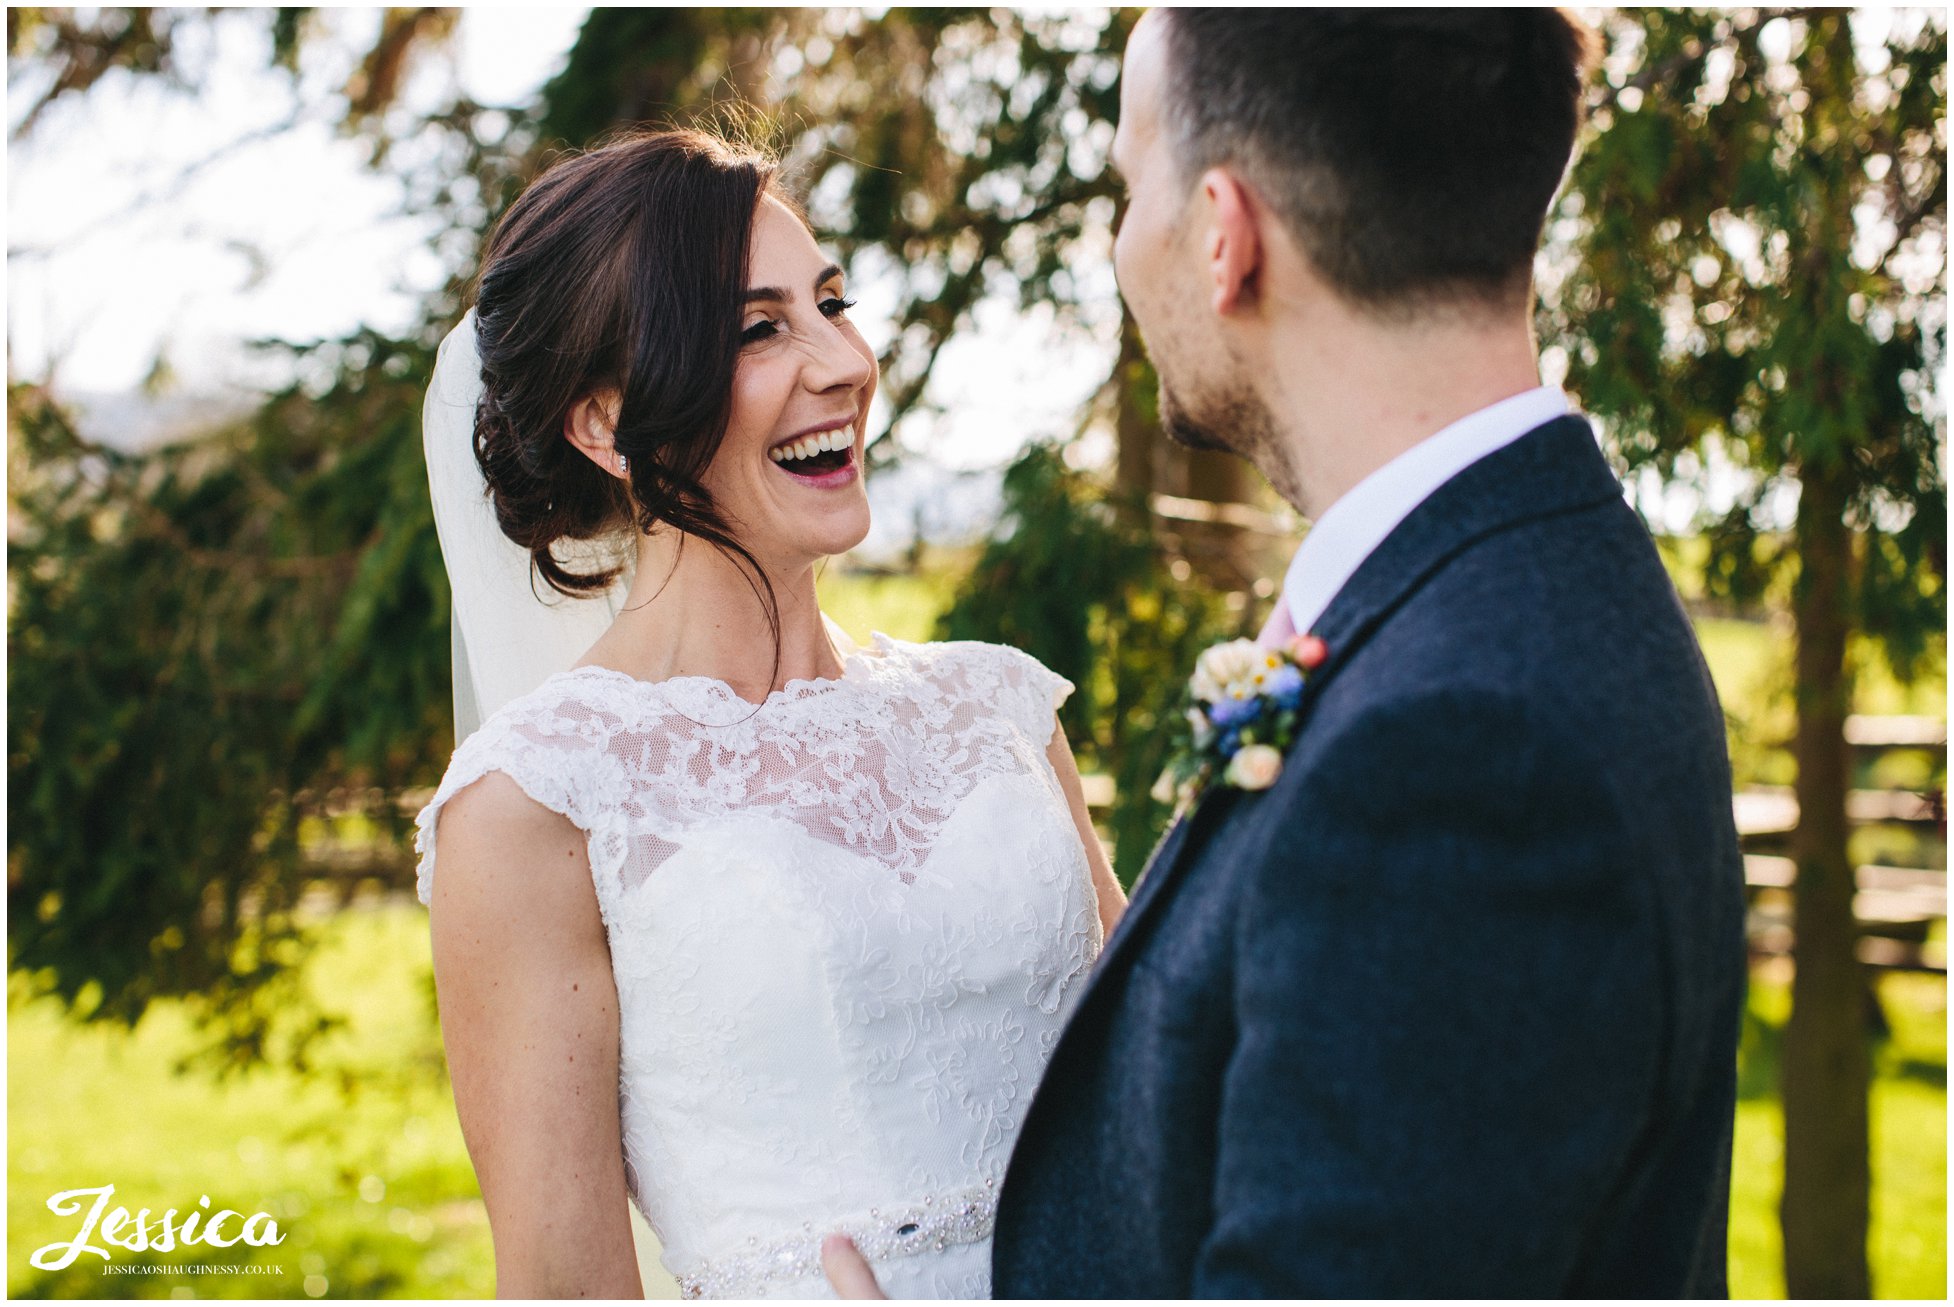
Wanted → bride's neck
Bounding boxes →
[590,527,843,701]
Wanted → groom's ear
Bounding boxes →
[563,386,628,478]
[1200,167,1263,318]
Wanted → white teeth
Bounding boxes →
[770,425,855,467]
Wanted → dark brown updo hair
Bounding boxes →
[471,126,790,600]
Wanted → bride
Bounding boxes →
[412,126,1125,1299]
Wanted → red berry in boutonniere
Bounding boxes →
[1289,634,1328,670]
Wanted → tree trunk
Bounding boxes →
[1112,314,1156,503]
[1779,457,1871,1298]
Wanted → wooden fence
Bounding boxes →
[1740,715,1947,974]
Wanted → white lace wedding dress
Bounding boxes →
[413,633,1103,1298]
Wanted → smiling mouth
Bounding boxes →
[768,422,858,480]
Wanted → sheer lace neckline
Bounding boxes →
[556,629,898,713]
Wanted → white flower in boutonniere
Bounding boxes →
[1190,639,1274,705]
[1224,743,1285,791]
[1154,632,1330,813]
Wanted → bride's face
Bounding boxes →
[706,195,877,570]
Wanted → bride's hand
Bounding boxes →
[820,1234,889,1299]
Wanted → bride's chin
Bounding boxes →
[819,523,873,560]
[785,511,872,563]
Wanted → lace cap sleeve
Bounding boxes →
[411,682,625,912]
[981,643,1074,750]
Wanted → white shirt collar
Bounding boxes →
[1278,386,1571,637]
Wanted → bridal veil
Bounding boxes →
[421,308,631,741]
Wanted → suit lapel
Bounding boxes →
[1037,783,1235,1064]
[1101,786,1233,955]
[1081,415,1623,994]
[1300,415,1622,674]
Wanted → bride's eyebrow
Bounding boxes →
[743,263,845,304]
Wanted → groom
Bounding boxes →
[986,8,1751,1297]
[829,8,1747,1298]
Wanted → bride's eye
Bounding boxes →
[820,295,857,319]
[740,316,780,346]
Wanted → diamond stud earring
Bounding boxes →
[618,454,629,475]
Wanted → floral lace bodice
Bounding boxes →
[414,633,1102,1298]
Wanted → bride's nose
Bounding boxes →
[801,321,874,396]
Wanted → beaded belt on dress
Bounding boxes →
[671,1180,998,1300]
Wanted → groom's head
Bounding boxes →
[1112,9,1595,467]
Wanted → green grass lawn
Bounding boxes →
[816,558,960,646]
[9,907,492,1299]
[10,901,1944,1298]
[1729,967,1947,1298]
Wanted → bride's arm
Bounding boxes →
[429,773,645,1299]
[1045,727,1128,939]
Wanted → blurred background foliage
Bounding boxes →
[6,6,1945,1299]
[1544,10,1945,1294]
[933,444,1234,883]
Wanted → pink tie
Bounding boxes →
[1257,596,1296,650]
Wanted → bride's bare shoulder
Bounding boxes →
[427,770,605,940]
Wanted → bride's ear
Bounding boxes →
[563,386,629,479]
[1200,167,1264,318]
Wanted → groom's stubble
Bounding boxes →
[1156,353,1274,463]
[1141,298,1286,499]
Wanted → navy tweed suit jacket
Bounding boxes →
[992,416,1748,1298]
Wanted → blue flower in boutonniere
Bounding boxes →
[1152,633,1328,813]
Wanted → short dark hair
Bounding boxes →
[1158,8,1596,314]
